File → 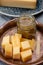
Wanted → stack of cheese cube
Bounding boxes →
[2,36,12,58]
[11,33,21,60]
[2,33,35,62]
[20,40,32,62]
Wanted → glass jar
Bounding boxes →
[17,14,36,39]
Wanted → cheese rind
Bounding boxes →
[0,0,37,9]
[21,49,32,62]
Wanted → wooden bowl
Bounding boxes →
[0,18,43,65]
[36,21,43,32]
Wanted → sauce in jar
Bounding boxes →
[17,14,36,39]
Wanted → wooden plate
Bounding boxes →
[0,18,43,65]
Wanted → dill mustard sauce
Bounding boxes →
[17,15,36,39]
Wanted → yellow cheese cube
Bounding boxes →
[21,40,31,51]
[11,35,20,47]
[21,49,32,62]
[15,33,22,39]
[15,33,22,47]
[2,36,10,50]
[11,33,21,47]
[5,44,12,58]
[11,35,15,45]
[29,39,36,51]
[13,47,20,59]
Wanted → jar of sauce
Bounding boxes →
[17,14,36,39]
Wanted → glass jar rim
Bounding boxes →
[19,13,35,20]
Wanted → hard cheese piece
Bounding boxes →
[29,39,36,51]
[15,33,22,39]
[11,33,21,47]
[0,0,37,9]
[11,35,15,45]
[21,40,31,51]
[15,33,21,47]
[2,36,10,50]
[21,49,32,62]
[13,47,20,59]
[5,44,12,58]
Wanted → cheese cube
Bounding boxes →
[21,40,31,51]
[21,49,32,62]
[13,47,20,59]
[11,35,20,47]
[14,33,22,47]
[15,33,22,39]
[2,36,10,50]
[11,35,15,45]
[29,39,36,51]
[11,33,21,47]
[5,44,12,58]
